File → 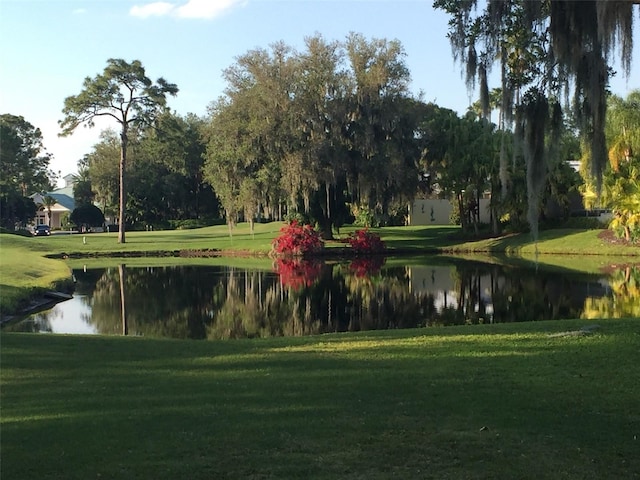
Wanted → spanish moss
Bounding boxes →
[521,90,548,243]
[434,0,638,227]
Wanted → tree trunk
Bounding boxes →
[458,193,467,231]
[474,188,480,236]
[325,183,331,222]
[118,128,128,244]
[320,220,333,240]
[491,206,499,236]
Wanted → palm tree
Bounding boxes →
[604,162,640,243]
[601,91,640,242]
[606,90,640,172]
[41,195,57,227]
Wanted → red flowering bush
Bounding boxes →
[274,258,323,290]
[347,228,385,254]
[272,221,324,257]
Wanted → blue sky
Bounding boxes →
[1,0,638,185]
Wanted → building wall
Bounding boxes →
[408,199,492,226]
[35,206,67,229]
[408,199,453,225]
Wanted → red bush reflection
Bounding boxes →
[274,258,323,290]
[349,256,386,277]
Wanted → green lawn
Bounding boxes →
[2,226,638,478]
[2,319,638,479]
[441,228,638,255]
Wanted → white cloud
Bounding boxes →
[130,0,245,20]
[130,2,176,19]
[175,0,244,19]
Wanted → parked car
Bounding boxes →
[33,225,51,236]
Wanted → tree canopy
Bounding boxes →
[84,113,218,230]
[0,114,55,196]
[582,90,640,242]
[0,114,55,230]
[434,0,638,237]
[203,34,418,236]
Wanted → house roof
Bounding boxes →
[47,192,75,211]
[31,188,75,212]
[30,174,78,212]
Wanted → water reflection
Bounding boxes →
[582,265,640,319]
[6,260,637,339]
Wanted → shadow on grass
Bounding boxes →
[381,226,461,251]
[2,325,639,479]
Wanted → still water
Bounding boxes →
[6,257,638,339]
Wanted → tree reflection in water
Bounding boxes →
[582,265,640,319]
[8,262,638,339]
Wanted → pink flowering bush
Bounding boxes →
[347,228,385,254]
[272,221,324,257]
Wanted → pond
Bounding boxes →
[5,257,638,339]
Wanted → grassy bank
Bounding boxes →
[0,234,73,314]
[2,319,638,479]
[1,224,637,316]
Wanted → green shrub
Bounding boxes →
[283,212,310,225]
[70,204,105,228]
[542,217,605,230]
[168,218,222,230]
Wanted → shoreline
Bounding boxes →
[1,291,73,326]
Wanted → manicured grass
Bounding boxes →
[2,319,639,479]
[25,222,284,256]
[450,228,633,255]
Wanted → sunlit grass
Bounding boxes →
[0,241,72,313]
[438,228,638,256]
[31,221,283,255]
[2,319,639,479]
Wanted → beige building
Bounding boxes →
[407,198,492,226]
